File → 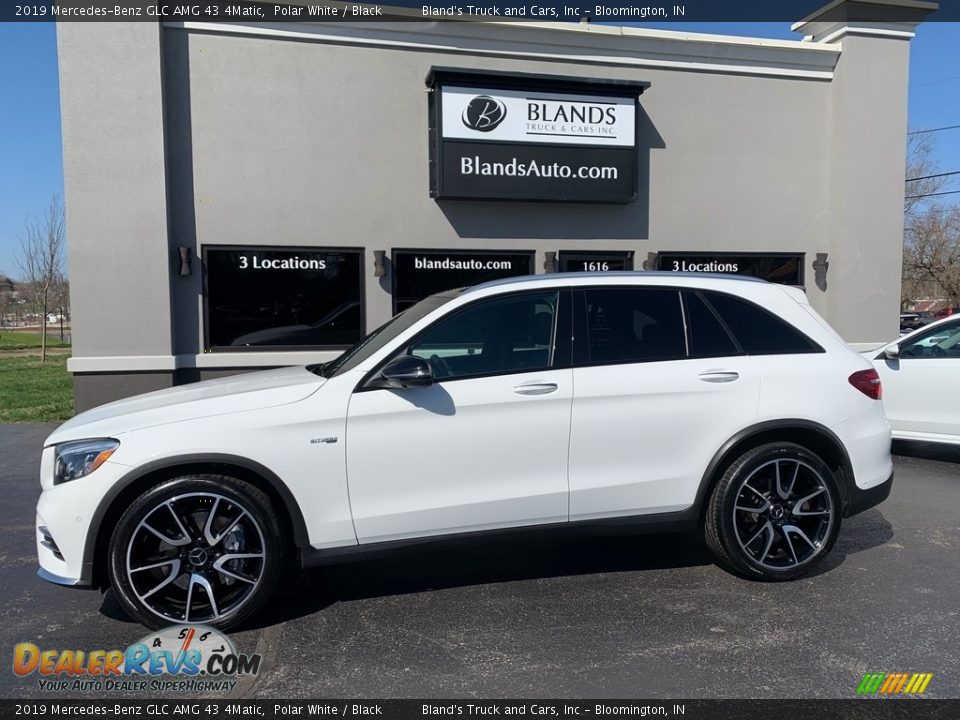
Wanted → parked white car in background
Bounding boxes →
[867,314,960,446]
[36,273,893,629]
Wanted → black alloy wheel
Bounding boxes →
[705,443,841,581]
[108,475,283,630]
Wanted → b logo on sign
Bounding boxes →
[462,95,507,132]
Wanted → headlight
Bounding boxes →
[54,439,120,485]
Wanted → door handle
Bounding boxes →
[513,382,559,396]
[698,370,740,383]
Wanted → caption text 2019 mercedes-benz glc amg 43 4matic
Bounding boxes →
[35,273,893,629]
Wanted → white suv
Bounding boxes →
[36,273,893,629]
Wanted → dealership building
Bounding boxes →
[57,0,934,409]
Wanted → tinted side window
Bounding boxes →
[683,291,741,358]
[583,288,686,364]
[409,292,557,379]
[900,319,960,359]
[702,291,822,355]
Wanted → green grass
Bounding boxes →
[0,354,74,422]
[0,330,71,351]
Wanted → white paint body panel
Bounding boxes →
[868,316,960,446]
[46,366,326,443]
[346,369,572,543]
[569,356,760,519]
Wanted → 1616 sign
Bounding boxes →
[428,70,648,203]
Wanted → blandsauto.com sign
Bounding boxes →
[430,72,645,203]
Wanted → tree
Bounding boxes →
[52,274,70,341]
[901,132,957,311]
[0,274,14,330]
[904,131,947,220]
[15,196,65,362]
[903,206,960,307]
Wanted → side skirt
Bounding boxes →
[300,509,699,568]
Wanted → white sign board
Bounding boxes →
[441,86,636,147]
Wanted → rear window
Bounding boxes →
[683,291,741,358]
[701,291,823,355]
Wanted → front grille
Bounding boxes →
[39,526,64,561]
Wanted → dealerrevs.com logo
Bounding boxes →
[12,625,261,693]
[462,95,506,132]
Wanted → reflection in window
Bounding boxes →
[900,321,960,359]
[683,291,741,358]
[204,247,363,350]
[703,291,822,356]
[409,292,557,379]
[583,288,686,364]
[392,251,533,313]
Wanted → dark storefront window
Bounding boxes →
[203,246,364,350]
[558,250,634,273]
[392,249,534,314]
[655,252,804,286]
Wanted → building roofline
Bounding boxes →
[171,18,840,81]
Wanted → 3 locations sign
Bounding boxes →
[656,252,804,286]
[393,249,533,313]
[203,246,364,350]
[429,70,648,203]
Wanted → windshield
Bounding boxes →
[313,290,463,378]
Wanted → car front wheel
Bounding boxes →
[108,475,283,630]
[705,443,841,581]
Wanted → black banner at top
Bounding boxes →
[3,0,954,22]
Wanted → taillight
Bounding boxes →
[849,369,882,400]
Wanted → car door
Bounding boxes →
[568,287,761,521]
[345,290,573,544]
[874,318,960,440]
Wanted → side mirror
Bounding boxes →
[371,355,433,389]
[883,344,900,360]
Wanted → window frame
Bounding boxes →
[557,250,635,273]
[357,288,571,391]
[897,318,960,360]
[570,285,824,368]
[390,248,536,315]
[681,290,746,359]
[698,289,824,357]
[201,244,366,353]
[572,286,689,368]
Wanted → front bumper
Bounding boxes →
[35,451,129,588]
[846,470,894,517]
[37,566,85,587]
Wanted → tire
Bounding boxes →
[108,474,284,630]
[705,443,841,581]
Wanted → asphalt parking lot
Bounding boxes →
[2,423,958,699]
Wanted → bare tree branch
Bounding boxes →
[901,130,960,312]
[14,195,65,362]
[904,131,949,219]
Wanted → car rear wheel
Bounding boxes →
[705,443,841,581]
[108,475,283,630]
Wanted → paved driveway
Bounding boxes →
[1,424,958,698]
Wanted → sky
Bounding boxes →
[0,20,959,277]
